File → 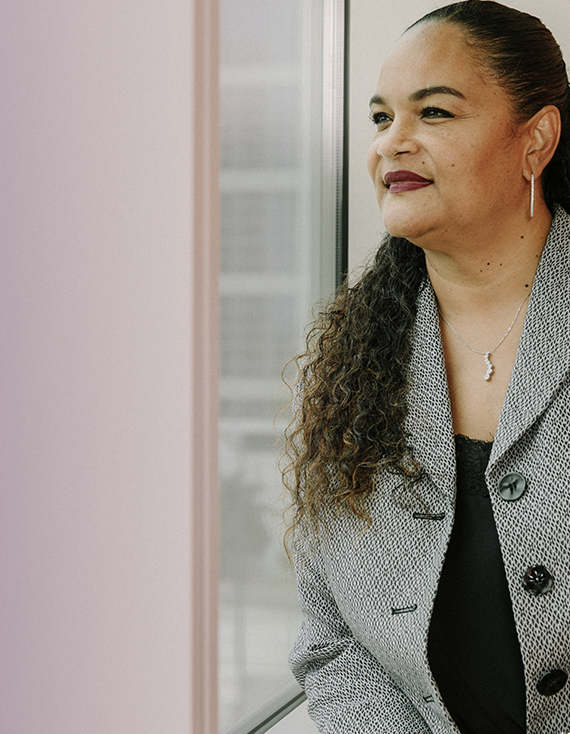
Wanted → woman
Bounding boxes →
[285,2,570,733]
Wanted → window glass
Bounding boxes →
[218,0,334,729]
[270,701,315,733]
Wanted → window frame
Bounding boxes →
[191,0,221,732]
[223,682,306,734]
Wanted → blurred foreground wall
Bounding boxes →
[0,2,195,731]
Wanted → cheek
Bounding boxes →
[453,158,508,199]
[439,151,498,197]
[447,131,518,191]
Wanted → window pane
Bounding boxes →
[221,192,297,274]
[221,85,301,169]
[218,0,334,729]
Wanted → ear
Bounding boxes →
[522,105,561,181]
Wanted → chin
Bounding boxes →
[382,207,431,242]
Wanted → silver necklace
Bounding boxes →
[439,292,530,381]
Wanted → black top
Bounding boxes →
[427,435,526,734]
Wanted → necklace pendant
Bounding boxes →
[484,352,494,382]
[440,291,530,383]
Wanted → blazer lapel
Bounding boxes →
[491,207,570,467]
[406,279,456,498]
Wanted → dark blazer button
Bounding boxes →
[497,472,527,501]
[522,565,554,596]
[536,669,568,696]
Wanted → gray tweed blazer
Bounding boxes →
[290,207,570,734]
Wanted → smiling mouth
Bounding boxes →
[384,170,433,194]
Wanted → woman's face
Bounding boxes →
[366,22,528,248]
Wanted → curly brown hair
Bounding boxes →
[283,0,570,540]
[283,237,426,535]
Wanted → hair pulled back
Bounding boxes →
[283,1,570,535]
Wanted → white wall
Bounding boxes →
[348,0,570,273]
[0,2,194,731]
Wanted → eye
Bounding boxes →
[369,110,392,127]
[420,106,455,120]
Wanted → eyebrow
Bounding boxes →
[369,86,466,107]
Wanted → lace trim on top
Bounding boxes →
[455,433,493,498]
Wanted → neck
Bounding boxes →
[421,202,552,318]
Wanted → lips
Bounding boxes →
[384,170,433,194]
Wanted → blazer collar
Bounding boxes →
[491,206,570,467]
[405,278,456,497]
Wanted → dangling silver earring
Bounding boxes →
[530,173,535,218]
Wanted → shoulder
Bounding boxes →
[543,206,570,266]
[531,206,570,300]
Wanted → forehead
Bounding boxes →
[374,21,497,102]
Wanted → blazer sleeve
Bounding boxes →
[289,522,432,734]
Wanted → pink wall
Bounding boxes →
[0,1,216,731]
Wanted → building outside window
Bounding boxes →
[218,0,344,730]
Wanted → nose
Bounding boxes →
[374,117,418,159]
